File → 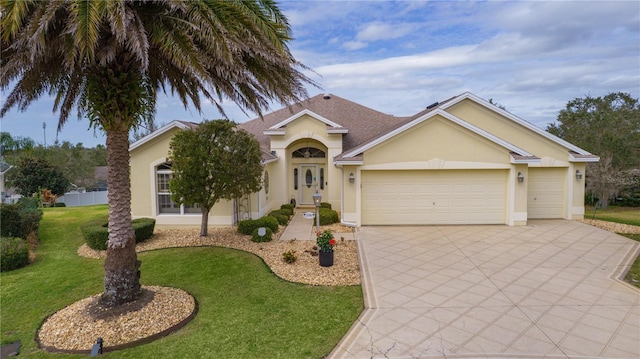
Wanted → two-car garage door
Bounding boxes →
[361,170,507,225]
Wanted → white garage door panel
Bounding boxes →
[528,168,566,219]
[362,170,507,225]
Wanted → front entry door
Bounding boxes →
[299,165,318,205]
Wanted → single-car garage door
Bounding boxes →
[361,170,507,225]
[527,168,566,219]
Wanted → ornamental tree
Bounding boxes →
[168,120,263,237]
[11,157,70,197]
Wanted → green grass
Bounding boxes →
[585,206,640,226]
[586,206,640,289]
[0,206,363,358]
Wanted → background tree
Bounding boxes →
[1,1,313,307]
[547,92,640,207]
[168,120,263,236]
[11,157,70,197]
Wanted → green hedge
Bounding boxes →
[319,208,339,225]
[237,216,279,235]
[81,217,156,250]
[320,202,332,209]
[268,210,291,225]
[280,203,294,212]
[0,199,43,239]
[0,204,23,238]
[251,227,273,242]
[1,237,29,272]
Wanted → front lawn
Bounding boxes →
[587,206,640,289]
[0,206,363,358]
[585,206,640,226]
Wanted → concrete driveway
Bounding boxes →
[329,220,640,359]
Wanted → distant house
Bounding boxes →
[0,158,13,203]
[129,92,598,227]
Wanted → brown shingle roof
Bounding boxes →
[238,93,447,154]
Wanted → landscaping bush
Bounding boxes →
[280,203,294,212]
[320,202,332,209]
[82,217,156,250]
[269,213,289,226]
[319,207,339,225]
[53,202,67,207]
[269,209,291,225]
[251,227,273,242]
[237,216,279,235]
[0,204,23,238]
[0,237,29,272]
[276,207,293,216]
[132,218,156,243]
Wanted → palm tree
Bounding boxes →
[1,0,313,307]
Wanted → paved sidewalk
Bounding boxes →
[329,220,640,359]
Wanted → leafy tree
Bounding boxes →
[168,120,263,237]
[547,92,640,207]
[1,1,313,307]
[11,157,70,197]
[1,132,35,154]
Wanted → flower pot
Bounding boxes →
[319,250,334,267]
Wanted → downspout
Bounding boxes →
[335,163,357,227]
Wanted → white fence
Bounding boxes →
[58,191,108,207]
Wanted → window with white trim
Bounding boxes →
[156,163,199,214]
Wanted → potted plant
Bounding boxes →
[316,229,336,267]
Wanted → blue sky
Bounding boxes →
[1,0,639,148]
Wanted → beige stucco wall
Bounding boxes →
[130,126,235,227]
[267,114,343,211]
[363,115,512,168]
[446,100,569,161]
[570,163,587,219]
[130,128,179,218]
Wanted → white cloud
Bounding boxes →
[342,41,368,51]
[356,22,420,42]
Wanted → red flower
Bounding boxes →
[329,239,336,246]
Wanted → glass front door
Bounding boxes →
[299,164,318,205]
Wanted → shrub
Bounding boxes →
[282,250,297,263]
[251,227,273,242]
[1,200,44,243]
[280,203,294,212]
[268,210,291,225]
[278,207,294,216]
[237,216,279,235]
[132,218,156,243]
[320,202,332,209]
[0,204,23,238]
[319,208,339,225]
[270,214,289,226]
[1,237,29,272]
[53,202,67,207]
[20,211,42,238]
[82,217,156,250]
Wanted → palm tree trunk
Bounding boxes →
[101,129,141,307]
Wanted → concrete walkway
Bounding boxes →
[279,208,318,241]
[329,220,640,358]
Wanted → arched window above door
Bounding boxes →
[292,147,325,158]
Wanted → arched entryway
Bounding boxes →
[290,143,327,205]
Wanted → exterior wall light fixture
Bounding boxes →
[517,172,525,183]
[349,173,355,183]
[576,169,583,180]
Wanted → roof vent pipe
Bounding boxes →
[323,93,331,100]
